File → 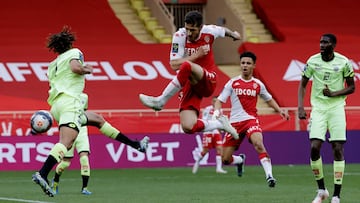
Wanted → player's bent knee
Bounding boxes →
[183,128,194,134]
[184,126,199,134]
[181,124,195,134]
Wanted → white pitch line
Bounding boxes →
[0,197,55,203]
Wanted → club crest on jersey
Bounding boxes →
[253,83,258,89]
[204,36,210,43]
[172,43,179,53]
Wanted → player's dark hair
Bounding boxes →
[323,33,337,45]
[184,10,203,27]
[240,51,257,63]
[47,25,76,54]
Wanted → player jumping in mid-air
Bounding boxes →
[139,10,241,139]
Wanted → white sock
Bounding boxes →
[232,155,244,164]
[260,157,273,178]
[202,119,223,132]
[198,153,204,161]
[216,155,222,170]
[158,77,181,105]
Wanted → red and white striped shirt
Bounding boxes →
[170,25,226,71]
[218,76,272,123]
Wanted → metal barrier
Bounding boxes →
[145,0,177,34]
[164,3,204,29]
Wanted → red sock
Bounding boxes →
[258,152,269,160]
[176,61,191,87]
[189,119,205,133]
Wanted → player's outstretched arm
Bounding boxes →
[266,99,289,120]
[223,27,241,41]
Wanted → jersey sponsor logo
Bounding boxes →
[185,44,210,56]
[314,64,322,71]
[234,88,257,97]
[323,72,330,81]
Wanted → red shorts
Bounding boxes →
[223,119,262,150]
[202,132,223,149]
[179,70,217,114]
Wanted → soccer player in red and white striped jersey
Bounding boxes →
[192,96,227,174]
[139,11,241,139]
[213,51,289,187]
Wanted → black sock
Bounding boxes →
[54,172,61,183]
[39,155,58,183]
[333,184,342,197]
[82,175,90,189]
[115,133,139,149]
[317,178,325,190]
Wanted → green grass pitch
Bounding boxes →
[0,164,359,203]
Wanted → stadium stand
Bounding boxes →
[240,0,360,107]
[227,0,274,43]
[0,0,230,111]
[111,0,174,43]
[108,0,157,43]
[252,0,360,43]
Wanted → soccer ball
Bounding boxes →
[30,110,53,134]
